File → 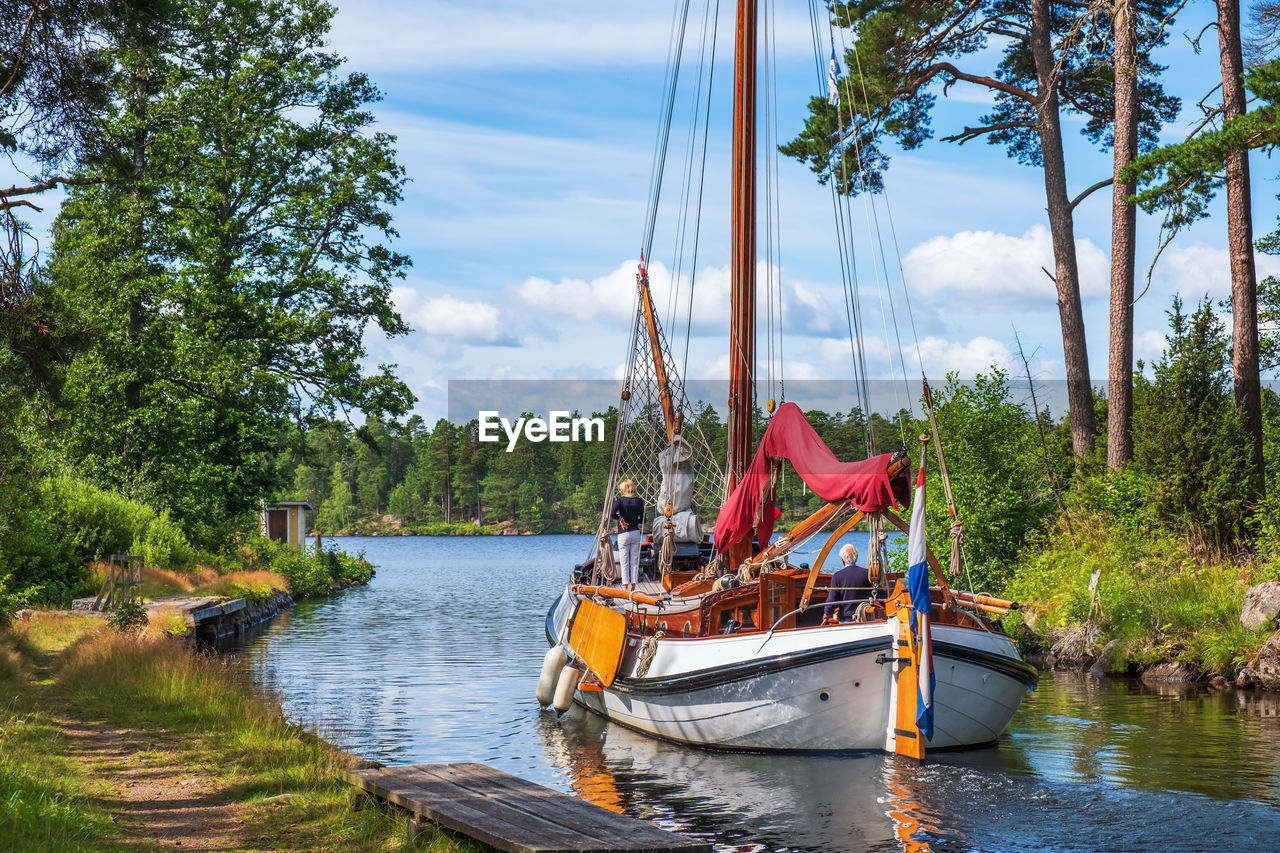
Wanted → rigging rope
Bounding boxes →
[805,0,874,453]
[643,0,696,263]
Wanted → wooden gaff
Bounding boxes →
[798,510,865,610]
[636,265,678,442]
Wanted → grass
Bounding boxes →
[1006,509,1276,676]
[0,613,484,852]
[137,565,289,602]
[0,629,125,852]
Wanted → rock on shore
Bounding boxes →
[1238,631,1280,690]
[1241,582,1280,630]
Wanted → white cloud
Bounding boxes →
[698,353,731,378]
[787,281,836,335]
[901,225,1109,305]
[912,335,1013,376]
[517,264,637,324]
[1154,241,1280,302]
[513,258,845,342]
[390,287,518,362]
[1134,329,1168,365]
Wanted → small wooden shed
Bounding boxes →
[260,500,312,551]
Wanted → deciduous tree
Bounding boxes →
[49,0,412,541]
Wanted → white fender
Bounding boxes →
[536,645,568,708]
[551,663,582,713]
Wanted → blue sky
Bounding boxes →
[24,1,1280,423]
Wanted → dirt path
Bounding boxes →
[59,718,249,851]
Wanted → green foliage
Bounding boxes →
[1,471,203,605]
[910,371,1056,592]
[1131,297,1252,545]
[0,575,39,628]
[315,461,356,533]
[1256,391,1280,544]
[47,0,413,546]
[1125,58,1280,229]
[236,536,372,599]
[107,599,148,633]
[783,1,1179,194]
[1007,510,1268,676]
[45,474,196,570]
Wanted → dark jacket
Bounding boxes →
[610,495,644,533]
[823,562,871,621]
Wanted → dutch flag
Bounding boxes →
[827,48,840,107]
[907,461,935,741]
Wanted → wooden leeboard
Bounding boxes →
[568,599,628,687]
[344,762,710,853]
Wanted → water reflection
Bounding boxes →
[538,707,908,852]
[230,536,1280,853]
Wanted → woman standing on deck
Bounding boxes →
[610,480,645,591]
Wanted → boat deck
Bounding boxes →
[344,762,710,853]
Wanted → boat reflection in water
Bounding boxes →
[537,706,963,853]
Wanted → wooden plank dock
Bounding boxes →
[343,762,711,853]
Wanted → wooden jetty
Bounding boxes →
[343,762,711,853]
[72,592,291,641]
[144,595,247,627]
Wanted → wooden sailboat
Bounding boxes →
[538,0,1036,756]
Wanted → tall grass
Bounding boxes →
[138,565,287,602]
[1007,510,1276,676]
[0,616,477,852]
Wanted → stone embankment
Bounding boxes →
[1024,581,1280,690]
[185,590,294,643]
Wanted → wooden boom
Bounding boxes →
[572,585,669,607]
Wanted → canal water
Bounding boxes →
[232,535,1280,852]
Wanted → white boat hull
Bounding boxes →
[547,586,1037,752]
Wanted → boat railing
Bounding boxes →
[753,600,882,652]
[754,587,1020,651]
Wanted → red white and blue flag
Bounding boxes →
[907,461,935,741]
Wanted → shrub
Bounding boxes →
[0,574,39,628]
[108,599,149,633]
[1006,508,1270,676]
[904,371,1057,593]
[43,473,197,572]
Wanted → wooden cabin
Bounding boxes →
[260,500,312,551]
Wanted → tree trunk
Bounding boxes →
[1218,0,1263,496]
[124,67,148,416]
[1107,0,1138,469]
[1031,0,1095,458]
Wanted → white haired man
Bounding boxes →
[822,543,872,624]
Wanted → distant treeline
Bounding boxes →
[284,404,909,534]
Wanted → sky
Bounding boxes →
[25,0,1280,424]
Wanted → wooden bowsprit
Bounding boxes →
[344,762,710,853]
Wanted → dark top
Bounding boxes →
[610,495,645,533]
[823,562,872,621]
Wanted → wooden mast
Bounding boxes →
[727,0,757,571]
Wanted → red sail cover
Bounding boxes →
[714,402,905,553]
